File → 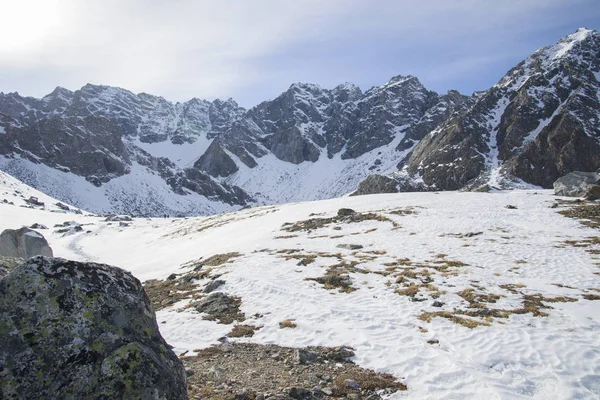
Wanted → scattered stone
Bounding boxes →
[0,227,53,258]
[193,292,245,324]
[0,257,188,399]
[167,273,178,280]
[183,343,405,400]
[105,214,133,222]
[332,226,342,231]
[295,349,319,365]
[285,387,313,399]
[585,185,600,200]
[208,366,227,383]
[336,244,363,250]
[54,220,79,227]
[464,231,483,237]
[119,221,130,227]
[55,224,84,235]
[337,208,356,217]
[205,279,226,293]
[550,203,559,209]
[325,347,355,362]
[308,274,353,292]
[25,196,44,207]
[345,379,360,390]
[505,205,518,209]
[55,202,70,211]
[432,301,445,308]
[29,223,48,229]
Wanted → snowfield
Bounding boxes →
[1,170,599,399]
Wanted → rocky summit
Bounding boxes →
[0,29,599,216]
[0,257,188,400]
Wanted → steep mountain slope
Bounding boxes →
[0,87,252,215]
[196,77,474,203]
[395,28,600,191]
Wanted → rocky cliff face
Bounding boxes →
[395,28,600,191]
[0,86,252,215]
[0,29,598,213]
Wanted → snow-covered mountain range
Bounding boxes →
[0,28,598,216]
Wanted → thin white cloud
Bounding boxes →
[0,0,596,104]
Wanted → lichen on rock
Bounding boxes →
[0,256,188,399]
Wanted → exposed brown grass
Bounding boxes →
[202,252,242,266]
[558,203,600,229]
[143,278,203,311]
[279,319,297,329]
[282,212,398,232]
[228,324,260,337]
[332,371,407,396]
[458,288,502,308]
[418,311,490,328]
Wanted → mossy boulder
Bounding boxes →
[0,256,188,399]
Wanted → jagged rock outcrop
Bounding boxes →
[0,257,188,400]
[350,175,398,196]
[0,227,53,258]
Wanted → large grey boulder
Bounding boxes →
[0,227,53,258]
[0,257,188,400]
[350,174,398,196]
[553,171,600,197]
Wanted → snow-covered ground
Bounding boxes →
[1,171,599,399]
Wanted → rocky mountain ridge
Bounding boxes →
[394,27,600,192]
[0,28,598,215]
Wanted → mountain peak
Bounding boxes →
[288,82,325,93]
[380,75,423,90]
[536,27,598,61]
[43,86,73,99]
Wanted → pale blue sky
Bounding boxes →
[0,0,598,108]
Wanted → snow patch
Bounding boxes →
[24,231,43,238]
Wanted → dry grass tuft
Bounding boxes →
[333,371,407,396]
[418,311,490,328]
[228,324,260,337]
[200,252,242,266]
[282,212,398,232]
[558,203,600,229]
[279,319,297,329]
[458,288,502,308]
